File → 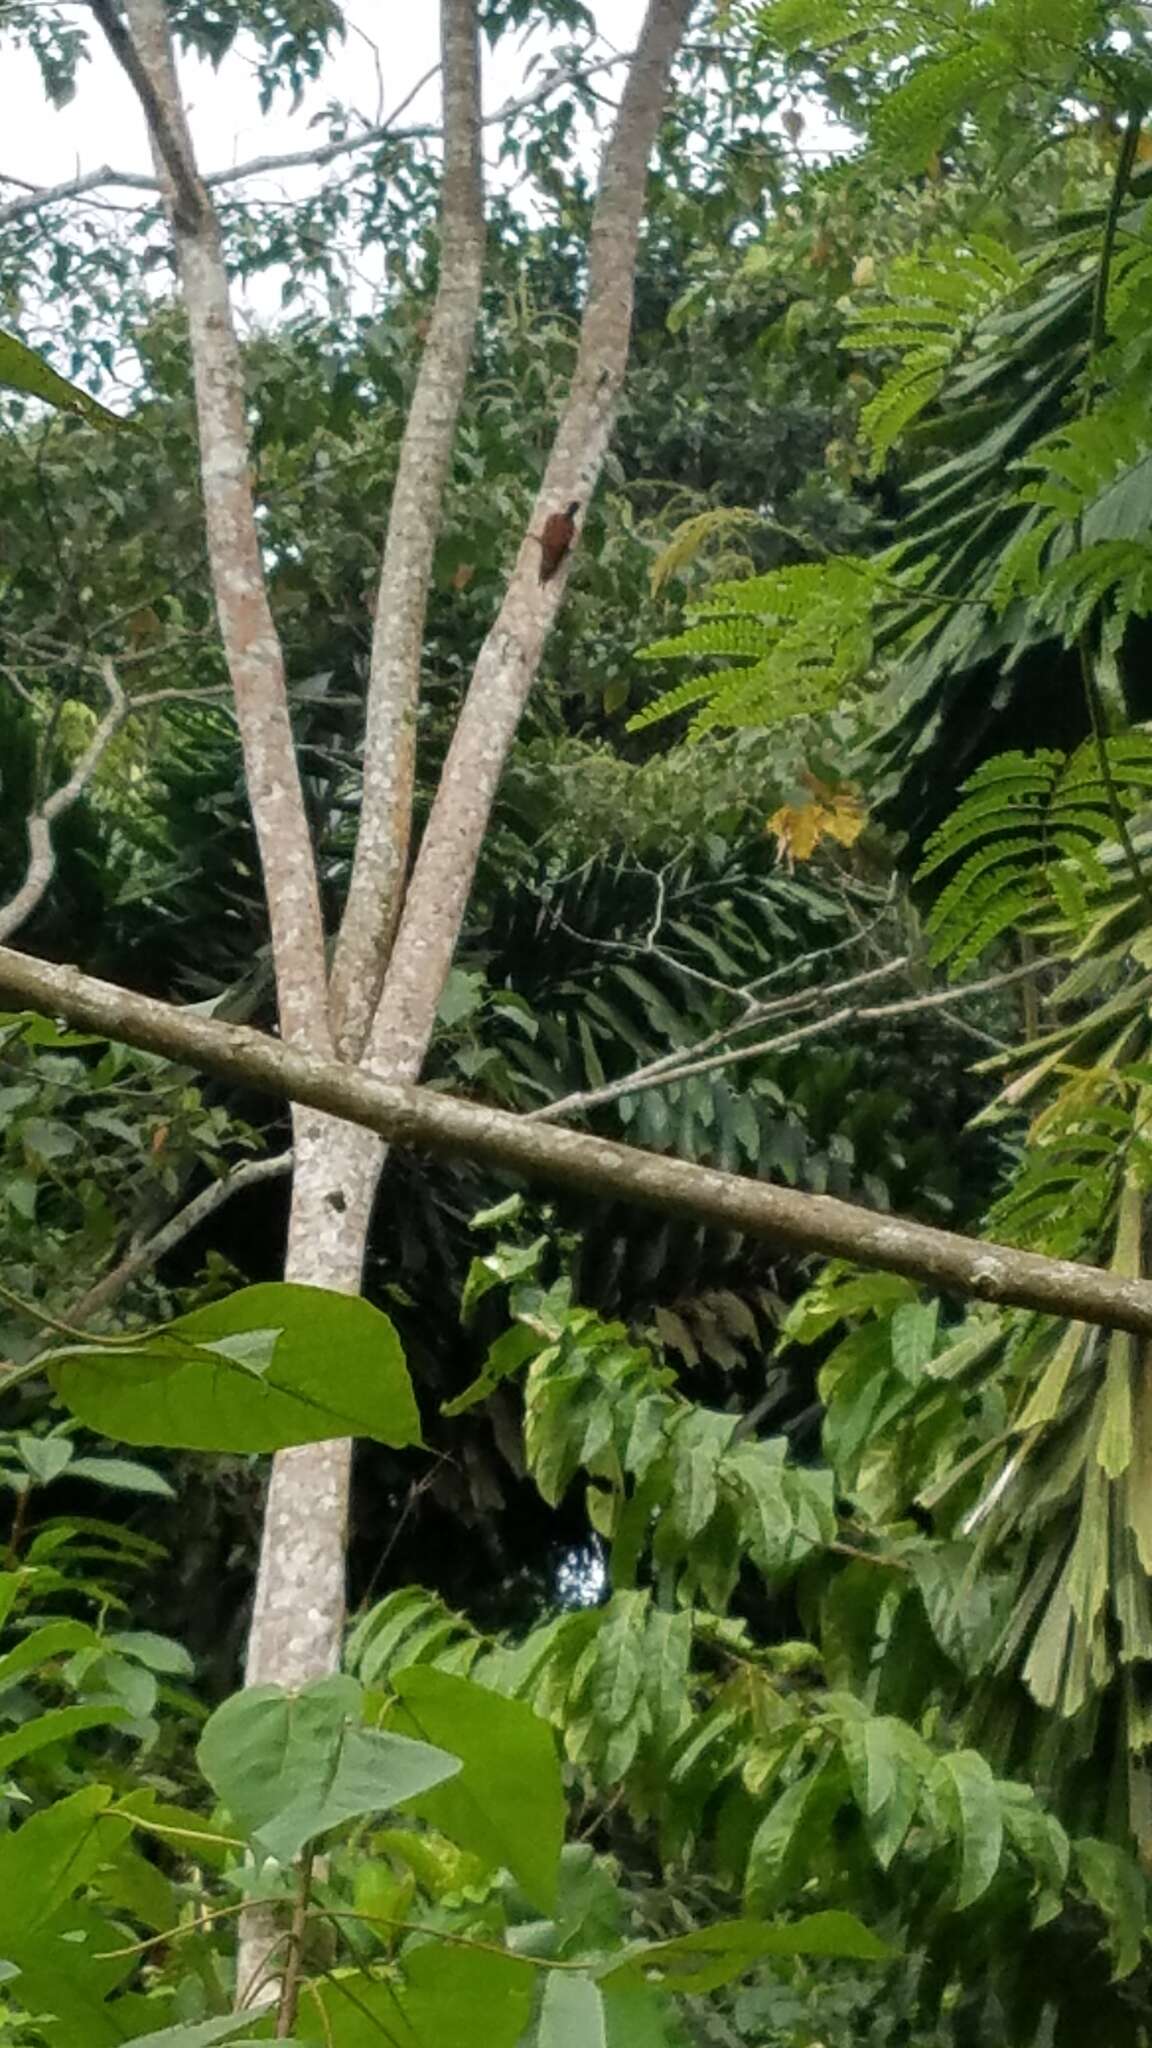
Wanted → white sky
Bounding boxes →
[1,2,653,320]
[1,3,850,336]
[1,2,650,194]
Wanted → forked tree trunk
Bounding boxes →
[83,0,692,1800]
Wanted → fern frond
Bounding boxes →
[626,666,757,734]
[918,742,1152,973]
[859,353,949,470]
[638,618,770,662]
[648,507,760,597]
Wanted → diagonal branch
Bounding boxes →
[527,958,1049,1121]
[0,658,127,943]
[1,940,1150,1335]
[328,0,485,1057]
[103,0,331,1053]
[22,1152,293,1347]
[368,0,696,1084]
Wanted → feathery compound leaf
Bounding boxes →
[917,744,1152,971]
[631,556,890,736]
[648,507,760,596]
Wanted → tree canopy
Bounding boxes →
[6,0,1152,2041]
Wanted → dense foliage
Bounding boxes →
[8,0,1152,2041]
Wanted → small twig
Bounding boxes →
[524,956,914,1120]
[0,657,126,943]
[50,1150,293,1337]
[96,1896,248,1960]
[526,957,1049,1123]
[278,1848,315,2037]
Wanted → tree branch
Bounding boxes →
[526,958,1050,1121]
[328,0,485,1057]
[0,662,233,945]
[49,1151,293,1337]
[2,942,1151,1335]
[368,0,696,1084]
[106,0,331,1054]
[0,52,635,228]
[0,658,127,943]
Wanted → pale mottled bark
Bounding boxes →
[368,0,696,1084]
[245,1113,383,1685]
[241,0,484,1719]
[329,0,486,1057]
[118,0,330,1053]
[4,942,1151,1339]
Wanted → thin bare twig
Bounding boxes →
[525,957,1046,1122]
[0,658,126,943]
[48,1151,293,1337]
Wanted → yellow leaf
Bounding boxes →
[767,777,867,866]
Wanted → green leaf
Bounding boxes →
[603,1913,891,1994]
[745,1756,845,1914]
[889,1301,939,1381]
[304,1943,535,2048]
[123,2016,281,2048]
[0,1784,123,1944]
[67,1456,176,1496]
[1077,1837,1147,1978]
[592,1592,648,1730]
[197,1673,459,1862]
[840,1714,928,1870]
[0,1702,129,1772]
[0,1618,97,1689]
[0,327,127,426]
[105,1629,194,1676]
[931,1751,1004,1908]
[15,1434,73,1485]
[49,1282,421,1453]
[540,1972,608,2048]
[387,1666,564,1913]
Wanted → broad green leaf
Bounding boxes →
[1077,1837,1147,1978]
[603,1912,891,1994]
[388,1666,564,1912]
[931,1751,1004,1908]
[840,1714,927,1869]
[117,2013,277,2047]
[197,1673,459,1862]
[0,328,126,426]
[592,1592,648,1730]
[300,1942,535,2048]
[745,1755,845,1913]
[67,1456,176,1497]
[0,1702,129,1773]
[642,1606,692,1748]
[49,1282,420,1453]
[0,1618,97,1689]
[601,1982,671,2048]
[15,1433,73,1485]
[889,1300,940,1380]
[539,1971,607,2048]
[0,1785,120,1942]
[106,1629,194,1676]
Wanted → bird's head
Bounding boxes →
[565,500,581,519]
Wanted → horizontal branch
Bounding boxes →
[1,942,1150,1335]
[0,52,633,228]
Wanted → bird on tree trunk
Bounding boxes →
[538,500,581,584]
